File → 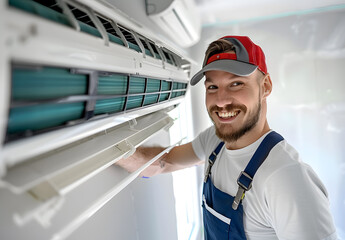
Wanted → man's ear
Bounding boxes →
[262,74,272,98]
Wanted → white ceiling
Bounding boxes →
[194,0,345,27]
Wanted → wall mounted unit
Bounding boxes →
[146,0,201,47]
[0,0,192,238]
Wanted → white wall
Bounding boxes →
[189,7,345,239]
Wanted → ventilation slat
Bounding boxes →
[163,50,173,64]
[118,25,141,52]
[148,42,161,59]
[138,37,154,57]
[97,16,124,46]
[67,5,102,38]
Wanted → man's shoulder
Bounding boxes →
[267,139,301,167]
[192,126,222,160]
[258,138,323,191]
[254,138,303,185]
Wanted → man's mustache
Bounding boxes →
[208,104,247,113]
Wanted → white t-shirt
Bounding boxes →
[192,126,337,240]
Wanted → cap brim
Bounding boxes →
[190,60,258,86]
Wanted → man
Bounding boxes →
[117,36,337,240]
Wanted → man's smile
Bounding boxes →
[217,110,240,119]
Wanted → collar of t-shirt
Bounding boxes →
[223,130,273,158]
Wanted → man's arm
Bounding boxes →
[116,142,203,177]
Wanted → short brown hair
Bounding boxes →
[203,39,236,66]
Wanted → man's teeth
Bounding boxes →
[218,111,238,118]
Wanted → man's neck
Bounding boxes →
[225,120,271,150]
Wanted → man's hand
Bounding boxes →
[116,146,167,177]
[115,142,203,177]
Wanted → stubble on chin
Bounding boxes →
[209,102,261,143]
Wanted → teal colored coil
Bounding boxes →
[144,94,159,106]
[127,96,143,110]
[7,102,84,134]
[147,79,160,92]
[94,98,125,115]
[161,81,171,91]
[97,75,127,95]
[159,93,169,102]
[145,49,153,57]
[9,0,71,27]
[12,67,88,100]
[108,33,125,46]
[79,21,102,38]
[129,77,145,93]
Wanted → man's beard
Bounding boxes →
[208,100,261,143]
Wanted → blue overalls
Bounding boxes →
[202,131,284,239]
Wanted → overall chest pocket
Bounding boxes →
[202,195,231,239]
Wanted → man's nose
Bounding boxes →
[215,89,233,108]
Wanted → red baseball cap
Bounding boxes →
[190,36,267,86]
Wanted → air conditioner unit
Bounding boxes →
[146,0,201,47]
[0,0,192,238]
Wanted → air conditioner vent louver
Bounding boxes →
[96,16,125,46]
[7,65,187,143]
[66,3,102,38]
[148,41,162,59]
[137,36,154,57]
[117,25,141,52]
[9,0,187,67]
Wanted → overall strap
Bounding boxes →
[204,141,225,183]
[232,131,284,210]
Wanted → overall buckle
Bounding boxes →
[232,186,245,210]
[232,171,253,210]
[204,153,216,183]
[237,171,253,191]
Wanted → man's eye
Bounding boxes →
[207,85,218,90]
[232,82,243,87]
